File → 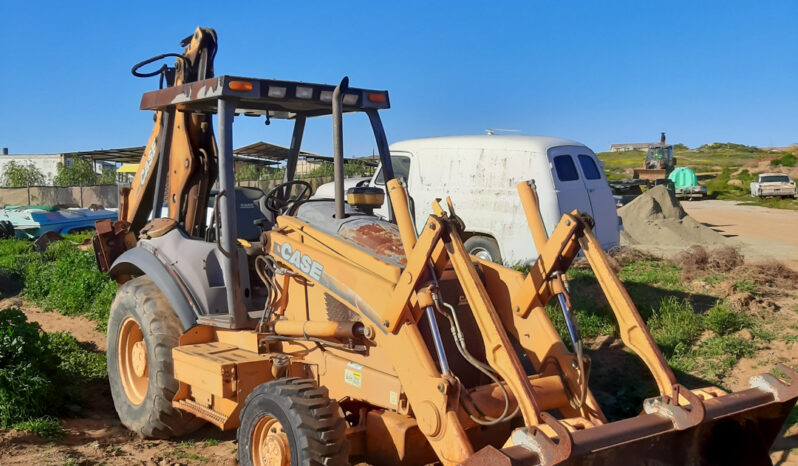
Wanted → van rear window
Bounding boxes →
[578,155,601,180]
[553,155,579,181]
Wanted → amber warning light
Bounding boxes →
[228,81,253,92]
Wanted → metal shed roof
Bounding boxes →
[72,146,147,163]
[66,142,376,167]
[233,141,325,162]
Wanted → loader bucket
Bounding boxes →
[465,384,797,466]
[632,168,667,181]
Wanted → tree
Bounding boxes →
[98,167,117,185]
[53,156,99,186]
[235,164,264,181]
[0,161,47,187]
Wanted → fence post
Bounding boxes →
[80,182,84,208]
[27,181,31,206]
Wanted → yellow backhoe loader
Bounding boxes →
[93,27,797,465]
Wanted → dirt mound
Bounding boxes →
[738,260,798,293]
[619,186,727,250]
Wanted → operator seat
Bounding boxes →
[208,187,274,242]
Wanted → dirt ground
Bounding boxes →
[683,200,798,270]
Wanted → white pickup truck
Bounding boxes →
[750,173,797,198]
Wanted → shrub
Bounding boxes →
[704,302,750,336]
[0,308,63,427]
[0,239,38,280]
[24,240,116,323]
[770,153,796,167]
[0,308,106,429]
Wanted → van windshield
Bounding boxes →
[375,155,411,185]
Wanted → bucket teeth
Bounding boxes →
[749,363,798,402]
[643,384,706,430]
[510,412,572,466]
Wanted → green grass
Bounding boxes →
[670,335,757,384]
[61,231,95,243]
[0,237,116,330]
[695,336,756,383]
[734,278,758,294]
[0,239,39,283]
[12,416,65,439]
[751,326,777,342]
[704,302,750,336]
[0,238,117,330]
[174,440,209,463]
[47,331,107,380]
[647,297,703,357]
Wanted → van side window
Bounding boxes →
[577,154,601,180]
[553,155,579,181]
[375,155,411,185]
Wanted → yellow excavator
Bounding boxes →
[93,27,797,465]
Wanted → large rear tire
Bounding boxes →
[107,276,204,438]
[238,378,349,466]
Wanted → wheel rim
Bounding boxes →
[251,415,290,466]
[118,317,148,405]
[469,246,493,262]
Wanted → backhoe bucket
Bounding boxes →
[467,382,797,466]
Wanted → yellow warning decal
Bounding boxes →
[345,362,363,388]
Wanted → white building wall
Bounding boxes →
[0,154,65,184]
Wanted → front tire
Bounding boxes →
[107,276,204,438]
[238,378,349,466]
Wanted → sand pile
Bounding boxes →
[619,186,727,249]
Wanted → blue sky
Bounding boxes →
[1,1,795,157]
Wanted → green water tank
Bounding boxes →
[668,167,699,188]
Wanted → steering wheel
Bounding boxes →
[264,180,313,215]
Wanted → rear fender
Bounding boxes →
[109,247,199,331]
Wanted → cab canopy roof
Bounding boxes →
[139,75,390,118]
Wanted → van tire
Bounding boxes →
[464,236,502,264]
[107,276,205,439]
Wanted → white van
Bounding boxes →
[316,135,620,264]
